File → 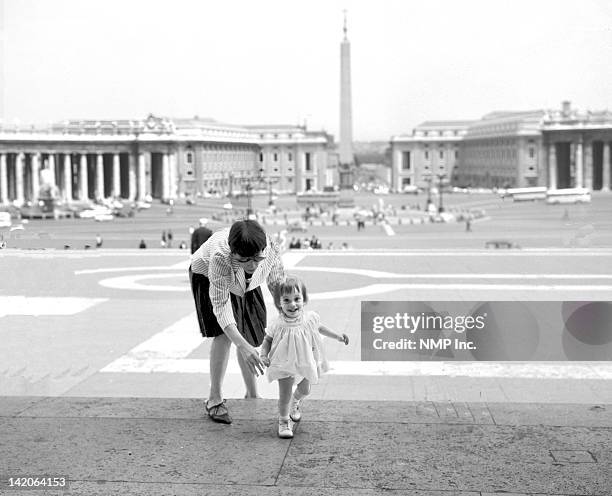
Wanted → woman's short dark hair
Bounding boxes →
[228,219,267,257]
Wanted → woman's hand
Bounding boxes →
[239,344,265,376]
[259,355,271,367]
[339,333,349,345]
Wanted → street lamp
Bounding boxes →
[423,171,433,211]
[267,179,274,206]
[245,181,253,217]
[437,173,446,213]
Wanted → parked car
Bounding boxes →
[0,212,12,228]
[288,220,307,232]
[485,239,521,249]
[78,206,113,219]
[402,185,421,194]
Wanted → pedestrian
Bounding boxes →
[190,218,213,254]
[189,219,286,424]
[161,230,167,248]
[139,239,147,249]
[167,229,173,248]
[259,275,348,438]
[465,217,472,232]
[95,233,103,248]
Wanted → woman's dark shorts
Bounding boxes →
[189,268,267,347]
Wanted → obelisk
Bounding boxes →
[339,10,354,186]
[0,0,5,122]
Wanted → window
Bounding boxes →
[455,150,459,159]
[305,153,311,171]
[528,147,535,159]
[184,151,194,177]
[274,153,278,162]
[259,153,263,162]
[288,152,293,161]
[424,151,429,160]
[402,151,411,170]
[439,150,444,160]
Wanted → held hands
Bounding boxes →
[239,345,265,376]
[338,333,349,345]
[259,355,271,367]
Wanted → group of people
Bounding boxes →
[161,229,174,248]
[189,218,348,438]
[288,234,323,250]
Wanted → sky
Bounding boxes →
[1,0,612,141]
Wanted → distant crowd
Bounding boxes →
[288,236,350,250]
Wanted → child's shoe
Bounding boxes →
[289,397,302,422]
[278,417,294,438]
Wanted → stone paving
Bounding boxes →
[1,397,611,495]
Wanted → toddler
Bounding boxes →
[259,275,349,438]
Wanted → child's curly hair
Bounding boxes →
[273,275,308,312]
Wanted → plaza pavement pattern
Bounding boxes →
[1,248,612,402]
[2,248,612,495]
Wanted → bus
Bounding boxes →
[546,188,591,204]
[504,187,547,201]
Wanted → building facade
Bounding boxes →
[390,102,612,192]
[0,115,334,206]
[456,111,544,188]
[390,121,473,192]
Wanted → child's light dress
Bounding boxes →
[266,310,330,384]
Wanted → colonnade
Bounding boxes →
[548,139,611,191]
[0,150,179,205]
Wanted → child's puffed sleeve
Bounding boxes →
[266,320,278,340]
[309,310,321,328]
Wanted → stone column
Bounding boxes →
[128,153,137,201]
[167,153,177,200]
[295,147,303,194]
[0,154,7,204]
[79,154,88,201]
[138,153,146,201]
[31,153,41,200]
[96,153,104,200]
[15,153,25,204]
[63,154,72,201]
[603,142,611,192]
[584,141,593,190]
[394,148,402,191]
[112,153,120,198]
[548,143,557,190]
[162,153,170,200]
[48,153,57,189]
[575,138,583,189]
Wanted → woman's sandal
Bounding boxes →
[205,399,232,424]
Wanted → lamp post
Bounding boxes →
[437,172,446,213]
[267,179,274,206]
[245,181,253,217]
[423,171,433,211]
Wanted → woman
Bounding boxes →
[190,219,285,424]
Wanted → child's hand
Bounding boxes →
[339,333,349,345]
[259,355,270,367]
